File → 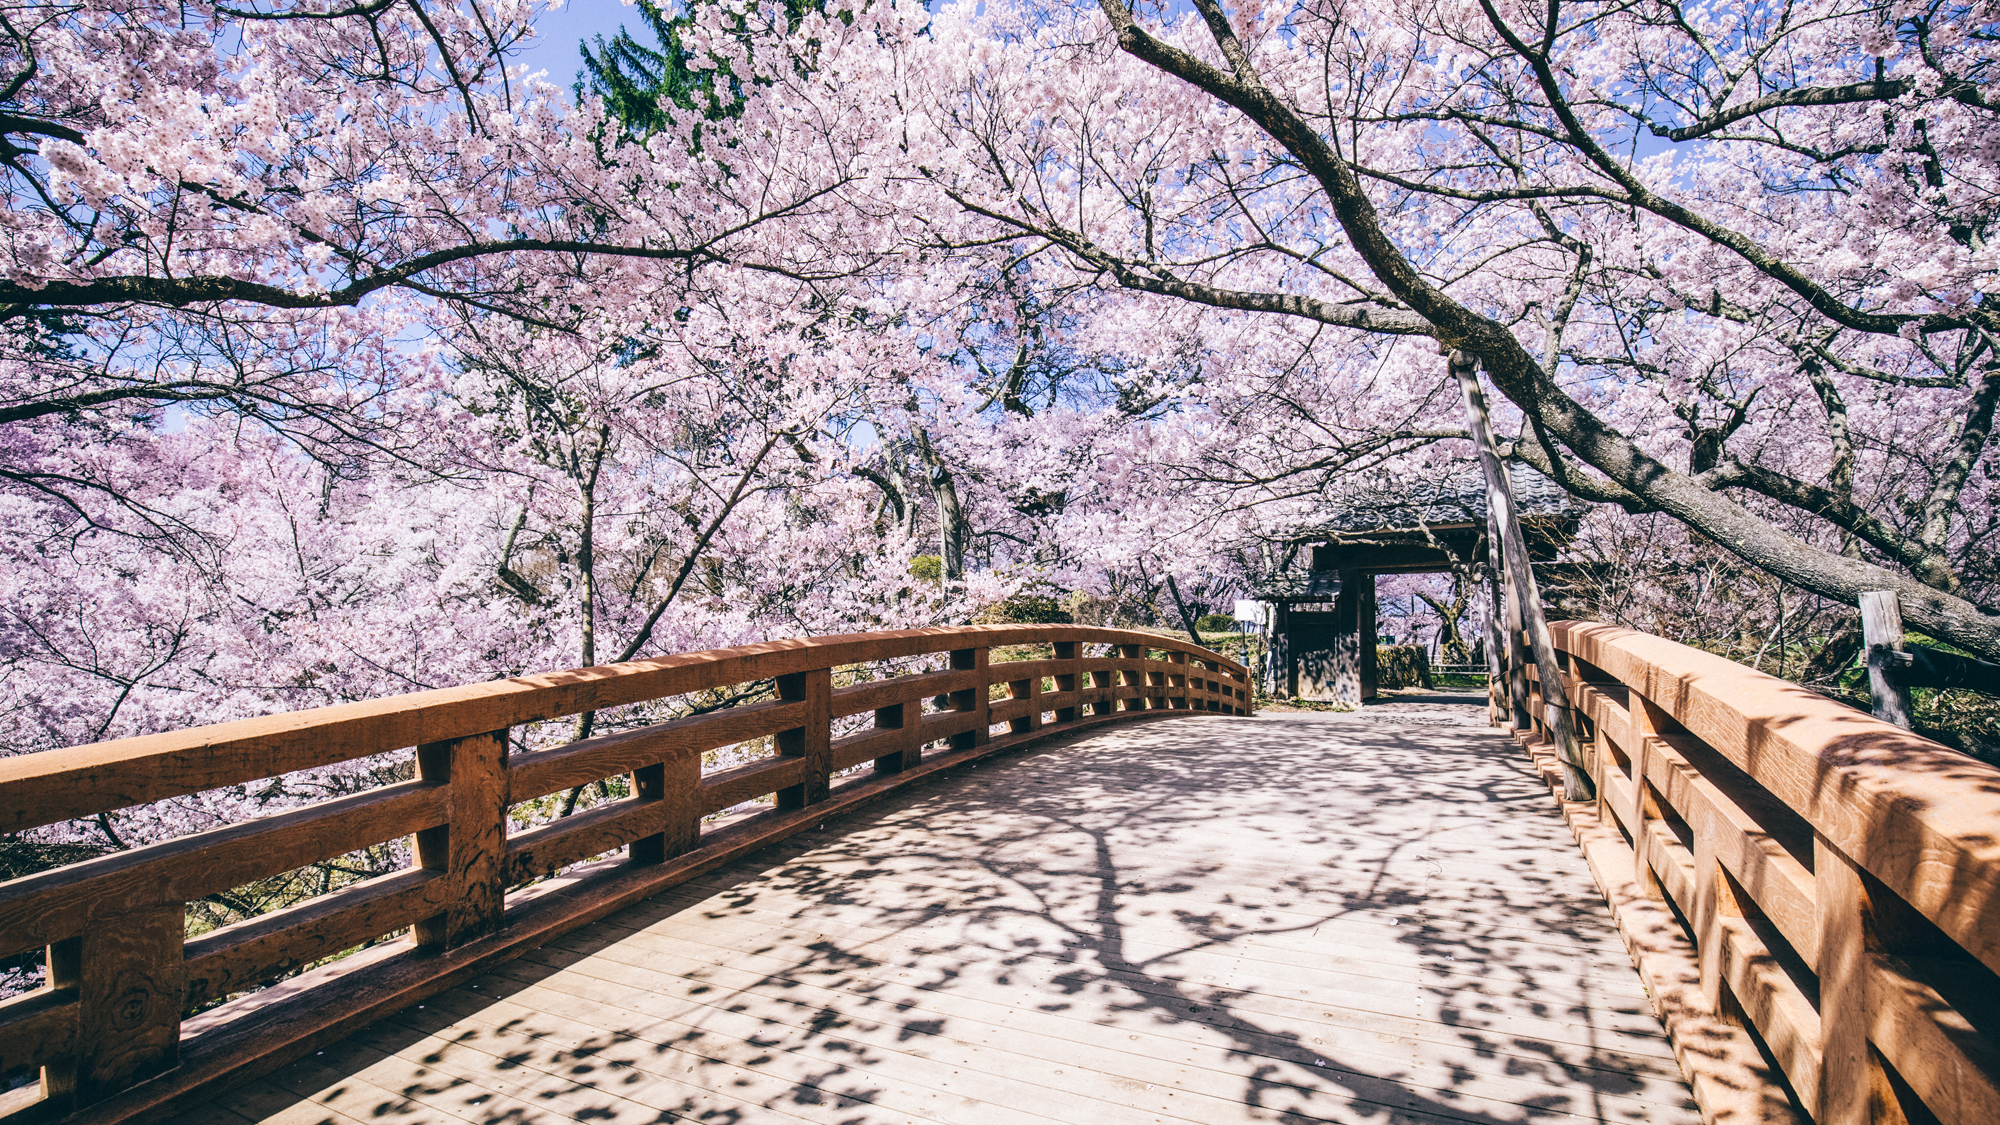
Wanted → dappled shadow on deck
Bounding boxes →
[188,711,1699,1125]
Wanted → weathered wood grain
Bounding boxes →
[1544,620,2000,1125]
[51,905,184,1105]
[0,985,77,1078]
[0,782,446,959]
[183,868,452,1010]
[413,729,507,950]
[180,711,1700,1125]
[506,700,807,802]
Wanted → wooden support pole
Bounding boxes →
[1484,547,1507,726]
[1007,669,1042,732]
[1358,575,1379,701]
[873,701,920,774]
[1330,571,1364,704]
[1453,349,1590,800]
[1626,696,1669,902]
[1267,601,1291,699]
[775,668,832,808]
[1488,505,1531,729]
[1167,650,1189,709]
[1089,644,1116,715]
[413,728,508,950]
[1860,590,1915,730]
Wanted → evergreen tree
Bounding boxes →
[577,0,831,138]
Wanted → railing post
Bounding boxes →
[630,748,699,865]
[1118,643,1145,710]
[1626,697,1671,904]
[41,906,184,1108]
[413,728,508,950]
[776,668,833,808]
[873,701,920,774]
[1166,650,1189,709]
[1692,828,1745,1019]
[948,647,989,749]
[1007,668,1042,734]
[1089,646,1115,715]
[1814,834,1896,1125]
[1053,641,1080,723]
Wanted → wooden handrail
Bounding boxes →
[1523,621,2000,1125]
[0,625,1249,1123]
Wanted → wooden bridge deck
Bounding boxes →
[177,702,1698,1125]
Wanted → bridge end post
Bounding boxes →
[1860,591,1915,730]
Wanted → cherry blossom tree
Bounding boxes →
[893,0,2000,658]
[10,0,2000,899]
[0,0,971,905]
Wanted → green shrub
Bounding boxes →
[1376,644,1433,690]
[973,592,1074,625]
[1196,613,1235,633]
[908,555,942,584]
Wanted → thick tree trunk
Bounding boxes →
[914,433,970,581]
[1415,582,1472,664]
[1165,573,1206,647]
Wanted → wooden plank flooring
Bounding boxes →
[179,705,1699,1125]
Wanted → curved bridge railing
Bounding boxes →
[0,625,1249,1123]
[1529,621,2000,1125]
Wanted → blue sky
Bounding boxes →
[517,0,647,88]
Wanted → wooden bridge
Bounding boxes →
[0,624,1995,1125]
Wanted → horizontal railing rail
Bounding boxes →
[0,625,1249,1124]
[1522,621,2000,1125]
